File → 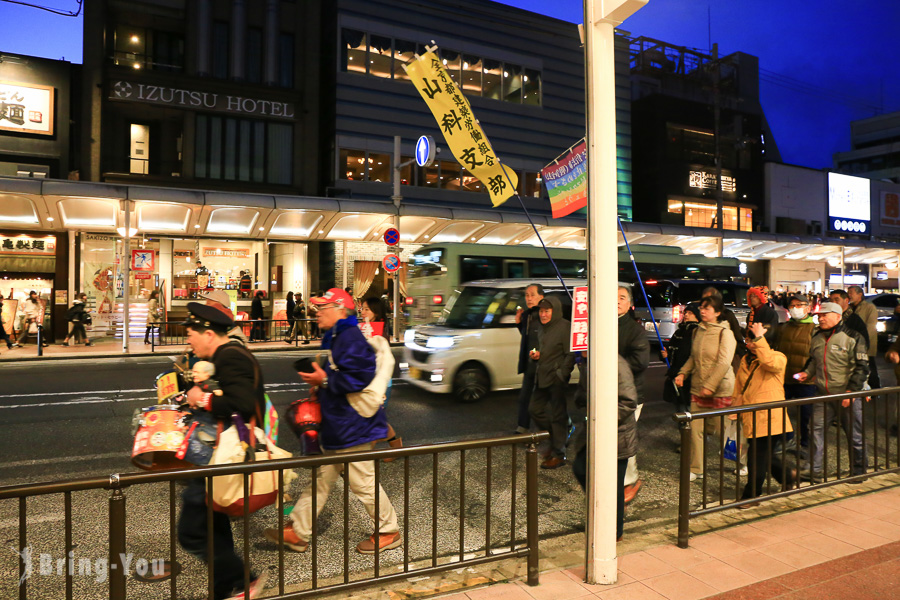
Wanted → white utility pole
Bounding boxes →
[584,0,648,585]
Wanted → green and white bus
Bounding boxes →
[405,242,745,327]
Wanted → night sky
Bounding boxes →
[2,0,898,170]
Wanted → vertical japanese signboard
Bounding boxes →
[403,49,518,207]
[570,286,588,352]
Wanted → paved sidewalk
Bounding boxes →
[326,477,900,600]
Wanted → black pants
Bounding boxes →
[516,363,537,430]
[868,356,881,390]
[250,320,266,341]
[178,479,252,599]
[573,451,627,538]
[529,381,569,458]
[742,435,795,500]
[0,325,11,348]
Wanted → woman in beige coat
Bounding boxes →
[674,295,736,480]
[732,322,795,504]
[144,290,161,344]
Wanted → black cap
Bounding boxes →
[182,302,234,333]
[537,298,553,309]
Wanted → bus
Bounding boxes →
[405,242,745,327]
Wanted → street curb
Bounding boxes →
[0,341,406,362]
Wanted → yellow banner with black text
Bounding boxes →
[403,50,518,207]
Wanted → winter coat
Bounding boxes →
[535,296,572,388]
[618,312,650,402]
[679,319,736,398]
[842,310,870,349]
[801,323,869,394]
[775,316,815,378]
[286,297,296,322]
[571,355,638,460]
[250,295,264,319]
[516,305,541,374]
[146,298,161,325]
[66,300,87,323]
[731,336,792,438]
[317,313,385,449]
[850,300,878,358]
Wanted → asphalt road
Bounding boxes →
[1,350,896,599]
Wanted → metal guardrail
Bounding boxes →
[151,319,321,350]
[675,386,900,547]
[0,432,548,599]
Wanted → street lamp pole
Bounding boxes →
[392,136,417,341]
[584,0,648,585]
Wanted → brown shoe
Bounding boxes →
[263,526,308,552]
[356,531,402,554]
[384,436,403,463]
[623,479,643,504]
[540,456,567,469]
[738,501,761,510]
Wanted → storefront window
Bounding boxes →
[342,29,367,74]
[172,240,262,300]
[341,149,367,181]
[367,152,391,183]
[462,55,482,96]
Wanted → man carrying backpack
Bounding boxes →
[265,288,401,554]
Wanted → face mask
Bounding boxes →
[789,307,807,320]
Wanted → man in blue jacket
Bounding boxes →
[266,288,401,554]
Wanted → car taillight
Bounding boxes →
[404,297,414,306]
[432,295,443,305]
[672,304,683,324]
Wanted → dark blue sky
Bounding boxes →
[2,0,898,170]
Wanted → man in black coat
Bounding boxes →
[618,285,649,503]
[514,283,544,433]
[180,302,267,599]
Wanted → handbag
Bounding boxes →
[286,393,322,455]
[323,335,395,418]
[723,419,738,462]
[208,413,295,516]
[28,321,38,334]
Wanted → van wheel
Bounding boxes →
[453,365,490,403]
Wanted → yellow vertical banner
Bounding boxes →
[404,49,518,207]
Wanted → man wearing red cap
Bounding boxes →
[265,288,401,555]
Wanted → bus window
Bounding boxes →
[410,248,446,277]
[529,258,553,277]
[505,260,526,279]
[461,256,502,282]
[528,258,586,278]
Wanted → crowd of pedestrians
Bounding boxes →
[513,279,897,539]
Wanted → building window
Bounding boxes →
[393,39,416,81]
[212,21,229,79]
[668,200,749,231]
[279,33,294,87]
[129,123,150,174]
[196,115,291,185]
[342,29,367,74]
[368,35,392,79]
[113,26,184,72]
[338,29,541,106]
[339,149,389,183]
[247,27,263,84]
[440,160,461,189]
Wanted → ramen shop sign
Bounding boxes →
[110,80,295,119]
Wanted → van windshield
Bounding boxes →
[442,287,522,329]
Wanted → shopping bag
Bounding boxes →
[723,419,738,463]
[28,321,38,334]
[208,413,295,516]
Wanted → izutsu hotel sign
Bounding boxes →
[109,81,295,119]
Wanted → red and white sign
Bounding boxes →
[570,286,588,352]
[135,272,152,280]
[131,249,154,271]
[383,254,401,273]
[0,82,54,136]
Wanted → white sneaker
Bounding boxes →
[690,472,703,482]
[734,466,748,477]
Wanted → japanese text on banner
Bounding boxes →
[542,140,588,219]
[403,50,518,207]
[570,286,588,352]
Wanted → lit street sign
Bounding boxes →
[415,135,436,167]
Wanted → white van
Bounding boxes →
[401,278,583,402]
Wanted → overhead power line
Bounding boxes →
[0,0,82,17]
[758,67,882,113]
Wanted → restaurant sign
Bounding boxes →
[0,234,56,255]
[110,80,295,119]
[0,81,54,135]
[203,247,250,258]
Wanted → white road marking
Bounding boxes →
[0,452,125,469]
